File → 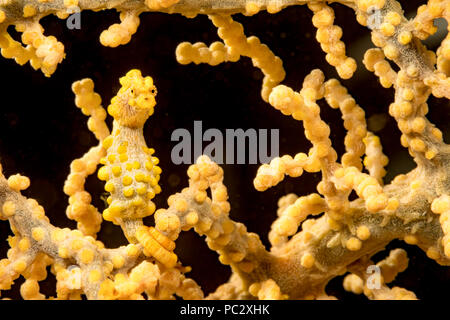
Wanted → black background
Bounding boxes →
[0,0,449,299]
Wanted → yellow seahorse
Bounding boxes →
[97,69,162,243]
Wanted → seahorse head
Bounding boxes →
[108,69,157,127]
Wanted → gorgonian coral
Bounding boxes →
[0,0,449,300]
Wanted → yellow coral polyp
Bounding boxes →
[100,11,140,48]
[31,227,45,242]
[23,5,37,18]
[7,174,30,191]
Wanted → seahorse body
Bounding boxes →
[98,69,162,242]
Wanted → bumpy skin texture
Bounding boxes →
[0,0,449,300]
